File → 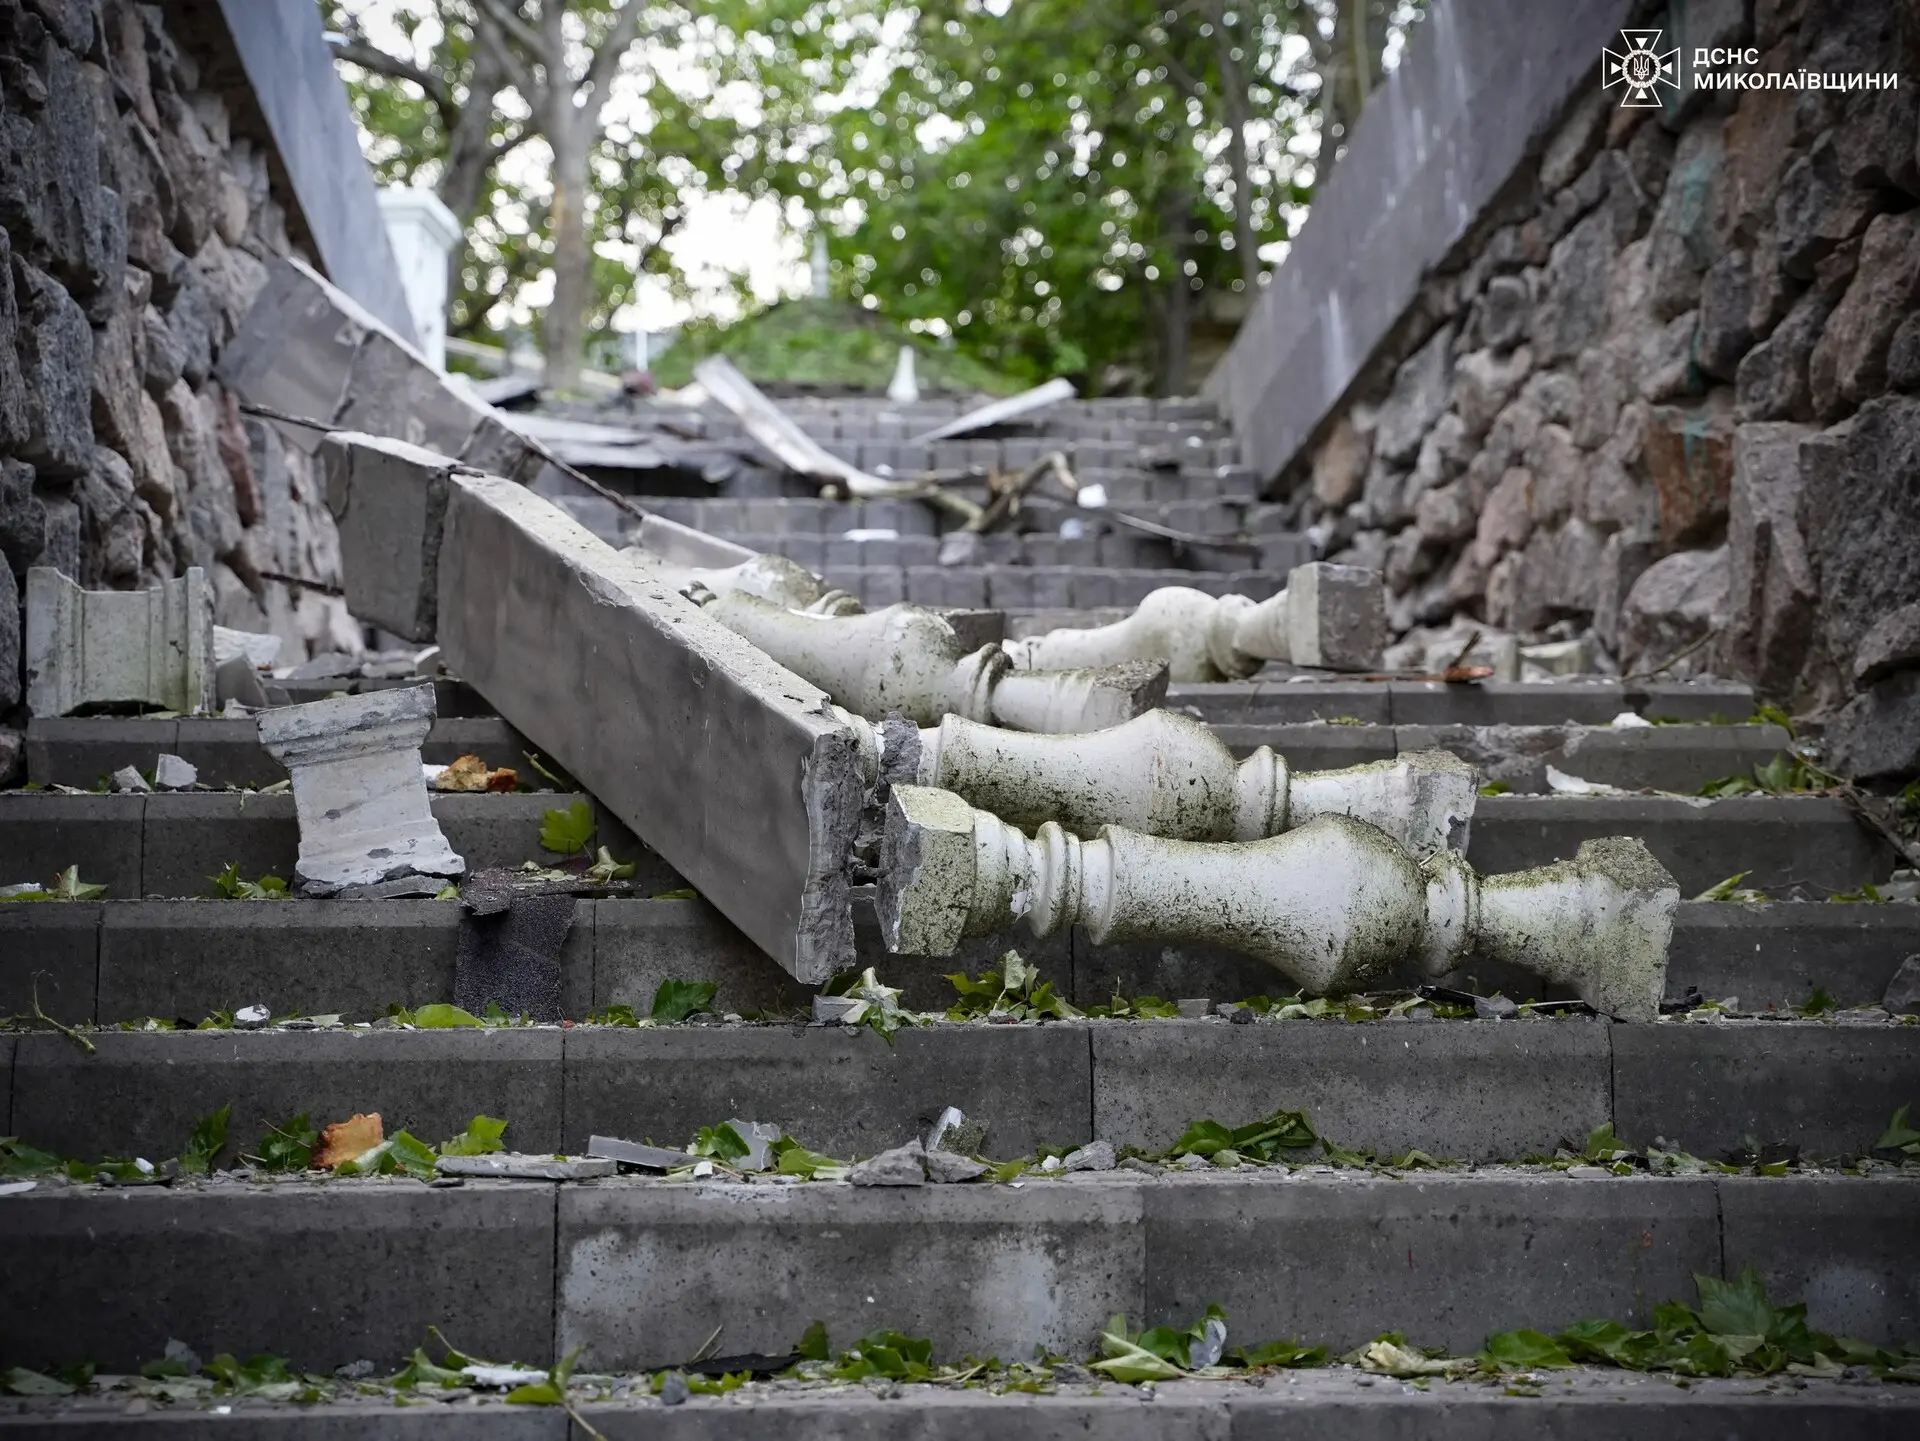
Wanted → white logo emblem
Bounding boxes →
[1602,29,1679,108]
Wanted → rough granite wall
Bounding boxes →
[1277,0,1920,776]
[0,0,357,782]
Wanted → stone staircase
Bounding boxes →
[545,395,1306,620]
[3,664,1919,1435]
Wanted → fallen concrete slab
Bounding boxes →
[435,474,864,982]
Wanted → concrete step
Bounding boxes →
[1,1172,1912,1375]
[821,564,1284,611]
[5,1016,1915,1168]
[692,528,1305,575]
[25,717,537,791]
[0,792,685,902]
[8,896,1916,1026]
[638,494,1289,538]
[3,1375,1915,1439]
[0,790,1891,901]
[5,1376,1917,1438]
[1168,679,1757,725]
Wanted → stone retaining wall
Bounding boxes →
[1266,0,1918,773]
[1,0,360,782]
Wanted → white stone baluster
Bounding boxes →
[839,708,1473,856]
[1007,562,1385,682]
[704,591,1166,732]
[257,685,465,895]
[878,785,1675,1020]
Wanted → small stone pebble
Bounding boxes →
[659,1372,689,1406]
[1176,998,1211,1019]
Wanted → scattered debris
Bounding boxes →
[153,755,197,790]
[1544,766,1628,796]
[908,377,1076,444]
[110,766,151,794]
[1884,956,1920,1016]
[435,1154,614,1181]
[922,1106,965,1153]
[1062,1140,1116,1173]
[233,1005,271,1030]
[432,754,519,793]
[1175,998,1211,1019]
[313,1113,384,1171]
[849,1139,928,1187]
[588,1136,693,1171]
[922,1150,988,1183]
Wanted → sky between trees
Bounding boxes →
[327,0,1423,394]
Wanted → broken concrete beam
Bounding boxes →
[1010,562,1385,681]
[217,256,547,484]
[705,590,1166,732]
[24,566,215,717]
[317,431,466,642]
[256,686,464,894]
[436,474,863,982]
[879,787,1676,1020]
[844,708,1474,857]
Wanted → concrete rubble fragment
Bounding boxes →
[848,1139,927,1187]
[256,685,464,895]
[922,1150,989,1183]
[24,566,215,717]
[841,708,1476,857]
[1883,955,1920,1017]
[922,1106,965,1153]
[152,754,196,790]
[434,1154,615,1181]
[878,786,1678,1021]
[213,626,283,669]
[704,590,1167,732]
[109,765,149,794]
[587,1136,696,1172]
[724,1120,782,1173]
[1008,562,1385,681]
[1062,1140,1116,1173]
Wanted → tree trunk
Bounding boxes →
[1208,0,1260,290]
[544,100,591,393]
[436,41,510,319]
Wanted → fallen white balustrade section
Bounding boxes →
[24,567,215,717]
[879,786,1676,1021]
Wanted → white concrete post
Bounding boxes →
[879,786,1676,1020]
[24,567,215,717]
[375,187,462,373]
[257,684,465,895]
[839,708,1475,858]
[1008,563,1386,681]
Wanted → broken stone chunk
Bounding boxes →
[923,1150,988,1183]
[659,1372,690,1406]
[24,566,215,716]
[1062,1140,1117,1173]
[1884,955,1920,1017]
[586,1135,693,1171]
[1473,994,1519,1020]
[233,1004,270,1029]
[849,1140,927,1187]
[923,1105,965,1153]
[152,753,197,790]
[110,765,150,793]
[434,1154,615,1181]
[1175,998,1211,1019]
[812,995,865,1025]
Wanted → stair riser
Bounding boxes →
[8,1022,1915,1168]
[22,720,1792,802]
[1170,682,1756,726]
[0,795,1888,902]
[6,900,1916,1027]
[2,1178,1912,1375]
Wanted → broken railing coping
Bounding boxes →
[434,472,866,983]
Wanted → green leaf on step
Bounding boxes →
[1090,1315,1187,1383]
[1694,871,1753,902]
[434,886,459,900]
[796,1320,831,1362]
[179,1104,232,1175]
[440,1115,508,1157]
[506,1347,580,1406]
[252,1114,317,1172]
[651,978,718,1024]
[209,862,289,900]
[1480,1329,1574,1370]
[650,887,699,900]
[387,1131,440,1180]
[772,1135,849,1181]
[691,1123,751,1163]
[1753,703,1797,739]
[584,846,635,883]
[1229,1339,1325,1369]
[205,1353,294,1395]
[1796,986,1838,1017]
[0,1137,65,1178]
[390,1348,466,1391]
[411,1003,483,1029]
[1478,781,1511,796]
[2,1367,74,1397]
[585,1003,642,1027]
[824,1331,936,1383]
[1877,1103,1920,1156]
[539,800,594,856]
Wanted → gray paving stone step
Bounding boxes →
[4,1018,1914,1169]
[25,717,538,791]
[6,897,1915,1027]
[0,792,684,902]
[683,528,1305,576]
[805,564,1286,611]
[20,716,1791,798]
[636,494,1294,538]
[0,1174,1911,1375]
[2,1377,1914,1438]
[1169,679,1758,725]
[0,791,1891,900]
